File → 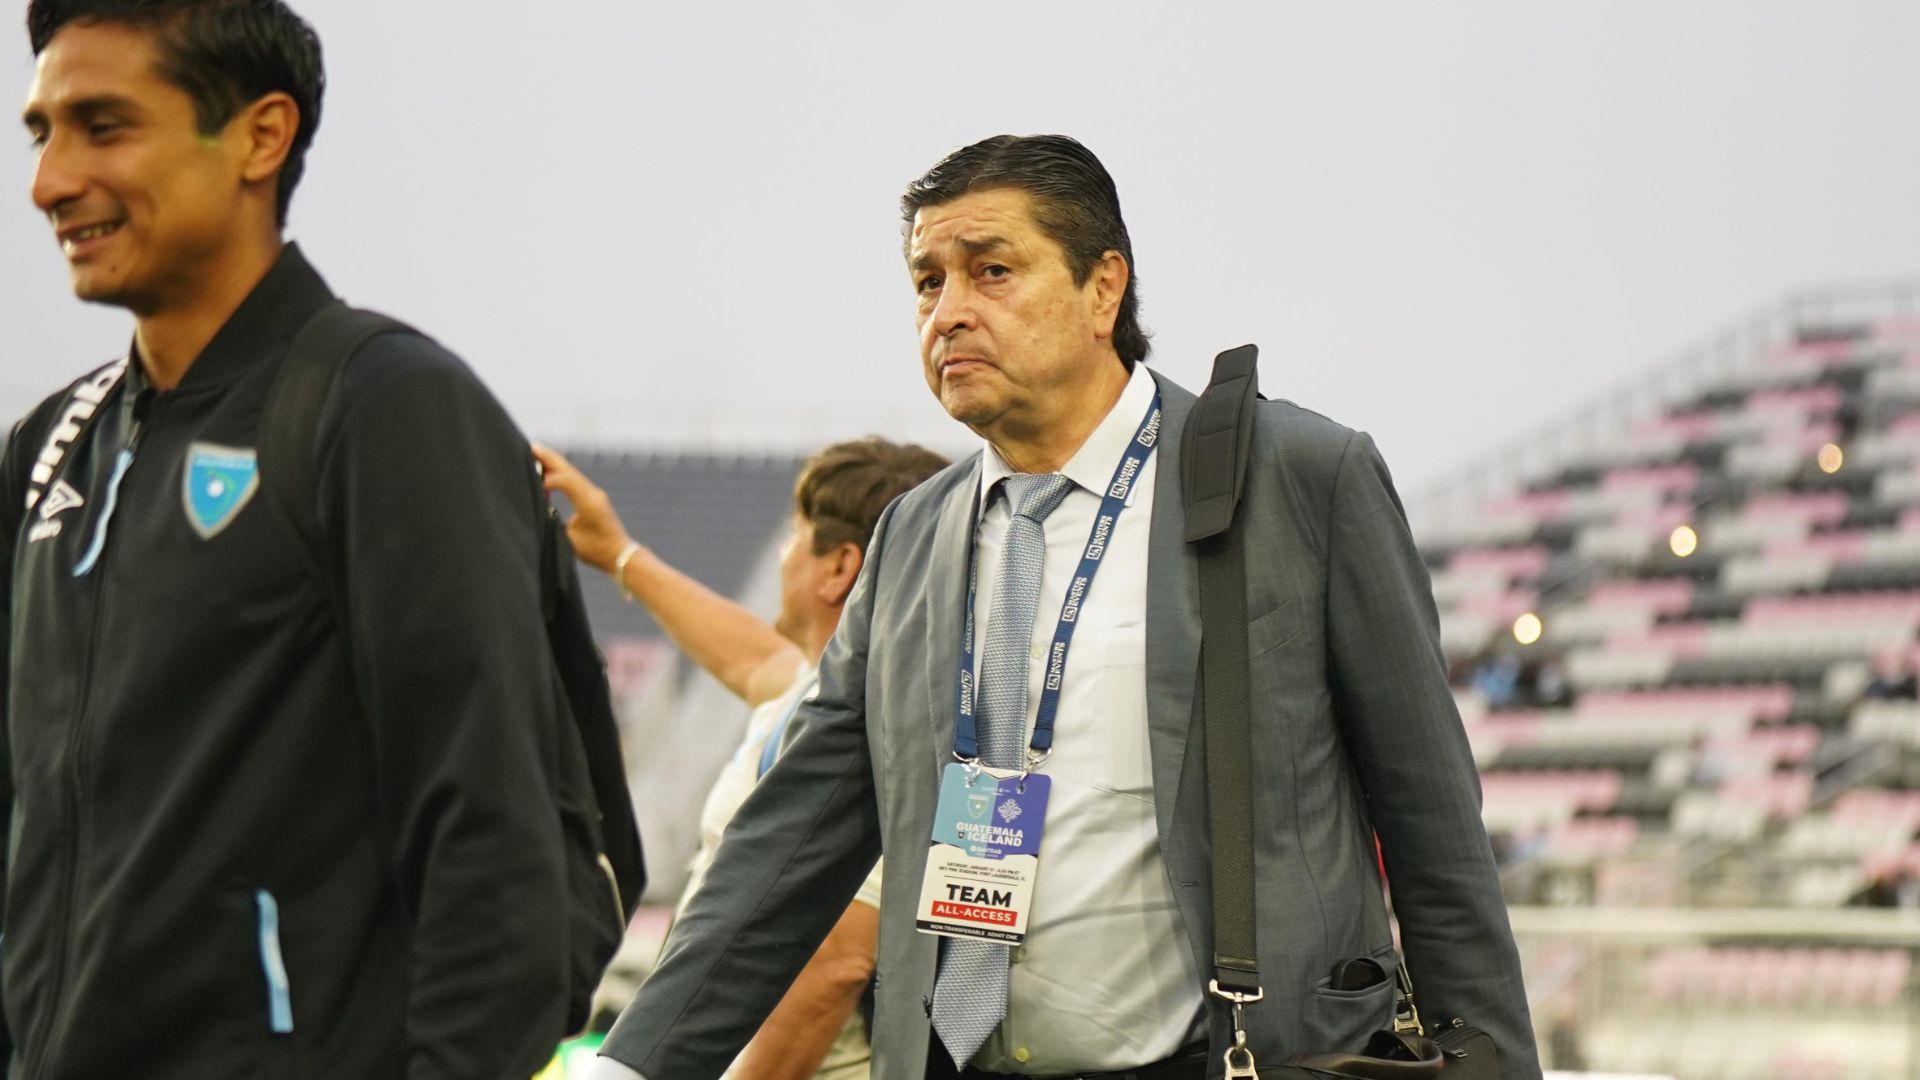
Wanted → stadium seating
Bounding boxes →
[1421,309,1920,1077]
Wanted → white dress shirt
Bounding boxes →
[965,363,1204,1073]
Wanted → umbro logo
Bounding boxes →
[26,479,85,543]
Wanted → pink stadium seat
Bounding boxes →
[1603,623,1711,661]
[1743,491,1852,525]
[1643,947,1687,1002]
[1612,503,1694,531]
[1716,773,1813,820]
[1765,338,1862,367]
[1747,385,1843,416]
[1586,578,1696,613]
[1601,463,1701,494]
[1454,588,1541,621]
[1447,545,1551,581]
[1763,531,1870,563]
[1760,420,1842,450]
[1632,412,1720,441]
[1486,488,1573,524]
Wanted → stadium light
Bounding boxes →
[1817,442,1845,474]
[1512,612,1544,646]
[1669,524,1699,558]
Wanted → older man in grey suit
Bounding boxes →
[592,135,1539,1080]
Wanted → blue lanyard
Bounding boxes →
[756,672,821,779]
[953,393,1162,764]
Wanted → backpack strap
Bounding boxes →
[256,299,646,923]
[20,358,128,517]
[257,301,409,575]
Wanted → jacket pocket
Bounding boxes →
[254,889,295,1035]
[1298,947,1396,1051]
[1247,597,1303,659]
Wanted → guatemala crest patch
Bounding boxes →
[183,442,260,539]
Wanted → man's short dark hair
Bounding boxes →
[28,0,324,226]
[902,134,1151,369]
[795,437,949,556]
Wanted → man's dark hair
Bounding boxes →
[902,134,1150,369]
[796,437,949,556]
[28,0,324,226]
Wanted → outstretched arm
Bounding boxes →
[533,444,803,706]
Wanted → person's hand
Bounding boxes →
[532,443,636,576]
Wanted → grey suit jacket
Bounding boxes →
[604,370,1541,1079]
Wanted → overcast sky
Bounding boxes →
[4,2,1916,508]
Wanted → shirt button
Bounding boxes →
[1011,945,1027,963]
[1013,1047,1031,1064]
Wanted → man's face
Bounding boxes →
[23,21,251,312]
[909,187,1111,432]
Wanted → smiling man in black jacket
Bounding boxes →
[2,2,573,1076]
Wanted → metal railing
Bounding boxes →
[1510,905,1920,1080]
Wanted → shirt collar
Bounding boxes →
[127,242,335,396]
[978,360,1156,507]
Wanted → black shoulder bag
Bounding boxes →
[1182,345,1499,1080]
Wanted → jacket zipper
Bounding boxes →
[30,394,154,1076]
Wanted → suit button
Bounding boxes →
[1013,1047,1031,1064]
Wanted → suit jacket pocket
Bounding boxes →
[1247,597,1303,659]
[1299,961,1395,1051]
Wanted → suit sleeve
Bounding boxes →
[1323,431,1543,1080]
[599,501,891,1080]
[320,342,569,1080]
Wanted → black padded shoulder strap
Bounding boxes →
[1182,344,1259,543]
[258,301,409,566]
[1182,344,1262,999]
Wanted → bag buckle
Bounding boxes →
[1209,979,1264,1079]
[1392,963,1424,1036]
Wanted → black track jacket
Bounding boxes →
[1,246,571,1078]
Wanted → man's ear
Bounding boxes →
[1088,250,1129,341]
[820,541,864,608]
[236,91,299,187]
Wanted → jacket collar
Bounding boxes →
[129,242,335,396]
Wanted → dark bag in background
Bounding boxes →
[258,302,647,1036]
[1182,345,1498,1080]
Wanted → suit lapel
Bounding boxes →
[921,457,983,780]
[1145,371,1202,850]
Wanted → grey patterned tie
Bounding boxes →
[931,472,1075,1070]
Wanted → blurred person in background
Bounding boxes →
[1863,648,1919,701]
[536,437,947,1080]
[3,1,578,1075]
